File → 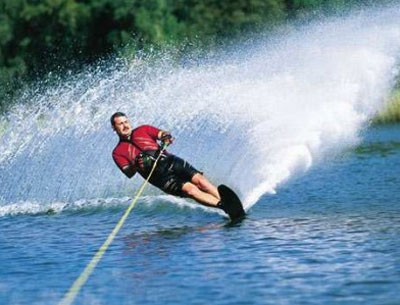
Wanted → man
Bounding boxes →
[111,112,227,211]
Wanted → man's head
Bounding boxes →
[110,112,132,138]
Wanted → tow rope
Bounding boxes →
[58,143,169,305]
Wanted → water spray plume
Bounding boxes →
[1,6,400,214]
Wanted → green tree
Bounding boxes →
[0,0,390,112]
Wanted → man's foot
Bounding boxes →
[217,185,246,220]
[216,200,227,212]
[216,200,235,217]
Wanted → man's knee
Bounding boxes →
[192,173,211,190]
[182,182,200,197]
[192,173,205,185]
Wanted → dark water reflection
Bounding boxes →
[354,141,400,157]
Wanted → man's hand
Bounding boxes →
[136,155,153,171]
[159,131,174,146]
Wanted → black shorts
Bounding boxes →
[148,154,201,197]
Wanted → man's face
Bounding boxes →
[113,116,132,137]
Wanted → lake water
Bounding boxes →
[1,123,399,305]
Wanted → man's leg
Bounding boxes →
[191,173,220,200]
[182,182,219,207]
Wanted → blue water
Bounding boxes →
[1,124,400,305]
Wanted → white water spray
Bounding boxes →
[0,6,399,213]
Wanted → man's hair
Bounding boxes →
[110,112,127,126]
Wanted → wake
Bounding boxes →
[0,195,221,218]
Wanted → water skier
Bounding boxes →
[111,112,229,212]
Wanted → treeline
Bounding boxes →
[374,89,400,124]
[0,0,390,110]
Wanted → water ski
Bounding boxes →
[218,184,245,220]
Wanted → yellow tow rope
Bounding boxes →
[58,144,168,305]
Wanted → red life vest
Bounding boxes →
[112,125,160,172]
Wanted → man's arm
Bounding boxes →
[121,164,136,178]
[113,152,137,178]
[141,125,173,145]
